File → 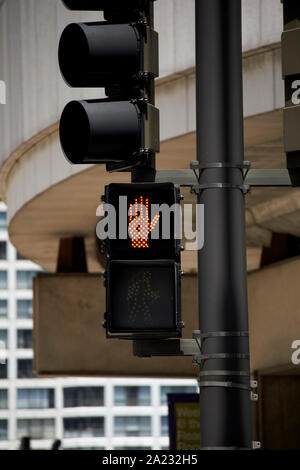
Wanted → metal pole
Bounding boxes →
[195,0,252,449]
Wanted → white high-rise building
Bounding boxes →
[0,202,197,450]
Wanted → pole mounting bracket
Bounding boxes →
[155,167,300,188]
[190,161,251,195]
[191,182,251,196]
[198,380,251,391]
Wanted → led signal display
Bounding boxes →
[104,183,181,260]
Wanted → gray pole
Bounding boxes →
[195,0,252,449]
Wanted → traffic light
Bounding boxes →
[59,0,159,167]
[282,0,300,171]
[59,1,182,339]
[102,183,183,339]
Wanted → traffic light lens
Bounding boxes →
[59,22,141,88]
[60,101,90,164]
[59,24,89,88]
[60,100,141,164]
[128,195,160,249]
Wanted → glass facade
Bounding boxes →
[0,362,7,379]
[114,386,150,406]
[17,389,55,409]
[63,418,104,438]
[16,271,37,290]
[0,420,7,441]
[0,212,7,230]
[17,419,55,440]
[0,271,7,290]
[64,387,104,408]
[0,242,6,260]
[17,359,36,379]
[161,416,169,436]
[17,299,33,319]
[16,251,26,260]
[0,330,7,349]
[114,417,151,437]
[0,389,8,409]
[17,330,33,349]
[0,300,7,318]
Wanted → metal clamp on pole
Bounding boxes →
[190,161,251,195]
[193,352,250,366]
[192,329,249,346]
[191,182,251,195]
[192,330,251,396]
[190,160,251,175]
[198,380,251,391]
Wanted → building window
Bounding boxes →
[63,418,104,438]
[0,330,7,349]
[16,251,26,260]
[0,213,7,231]
[17,419,55,440]
[0,300,8,318]
[161,416,169,436]
[0,389,8,409]
[16,271,37,289]
[0,420,7,440]
[63,387,104,408]
[114,386,151,406]
[17,299,32,319]
[17,389,55,409]
[17,330,33,349]
[0,271,7,290]
[114,417,151,437]
[0,242,6,260]
[0,362,7,379]
[160,386,198,405]
[0,330,8,349]
[17,359,36,379]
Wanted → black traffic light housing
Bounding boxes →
[59,22,158,89]
[60,99,159,164]
[59,0,159,171]
[102,182,183,339]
